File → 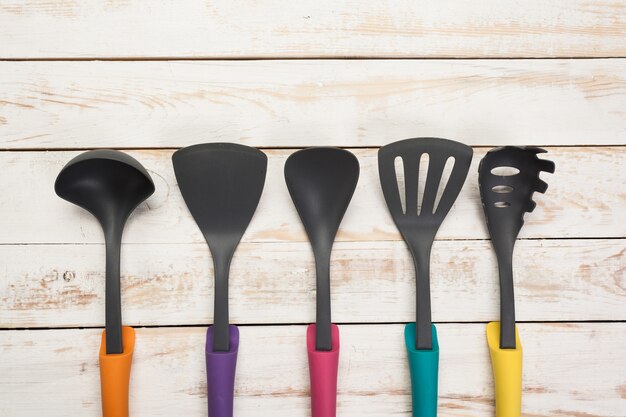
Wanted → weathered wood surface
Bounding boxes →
[1,324,624,416]
[0,147,622,245]
[1,0,625,59]
[1,2,625,416]
[1,239,624,328]
[1,60,626,149]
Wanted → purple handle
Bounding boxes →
[206,325,239,417]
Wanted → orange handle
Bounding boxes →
[99,326,135,417]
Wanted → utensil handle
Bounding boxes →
[99,326,135,417]
[206,325,239,417]
[104,227,124,354]
[405,323,439,417]
[307,323,340,417]
[487,322,522,417]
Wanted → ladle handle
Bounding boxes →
[307,324,340,417]
[105,227,123,354]
[99,326,134,417]
[205,325,239,417]
[405,323,439,417]
[487,322,522,417]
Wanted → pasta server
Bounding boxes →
[478,146,554,417]
[378,138,472,417]
[285,147,359,417]
[172,143,267,417]
[55,150,155,417]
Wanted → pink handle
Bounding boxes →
[307,323,340,417]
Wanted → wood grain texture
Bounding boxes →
[0,0,625,59]
[0,239,623,328]
[0,147,622,245]
[1,60,626,148]
[1,324,625,416]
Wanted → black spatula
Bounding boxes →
[173,143,267,417]
[172,143,267,352]
[285,147,359,417]
[379,137,472,349]
[285,147,359,351]
[379,138,472,417]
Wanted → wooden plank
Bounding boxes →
[1,60,626,148]
[1,323,624,416]
[1,1,625,59]
[0,147,623,245]
[1,239,624,328]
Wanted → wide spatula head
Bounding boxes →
[173,143,267,257]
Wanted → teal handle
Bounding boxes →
[405,323,439,417]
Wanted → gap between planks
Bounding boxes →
[2,144,626,152]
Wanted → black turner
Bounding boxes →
[478,146,555,349]
[173,143,267,352]
[379,138,472,350]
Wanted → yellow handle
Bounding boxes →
[99,326,135,417]
[486,322,522,417]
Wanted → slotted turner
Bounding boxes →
[378,137,472,417]
[478,146,554,417]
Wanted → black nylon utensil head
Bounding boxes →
[55,150,155,354]
[172,143,267,352]
[378,138,472,349]
[478,146,554,349]
[285,147,359,351]
[478,146,555,250]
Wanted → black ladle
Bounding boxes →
[285,147,359,351]
[55,150,155,354]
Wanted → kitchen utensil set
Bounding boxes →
[55,140,553,417]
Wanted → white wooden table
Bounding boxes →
[1,1,625,416]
